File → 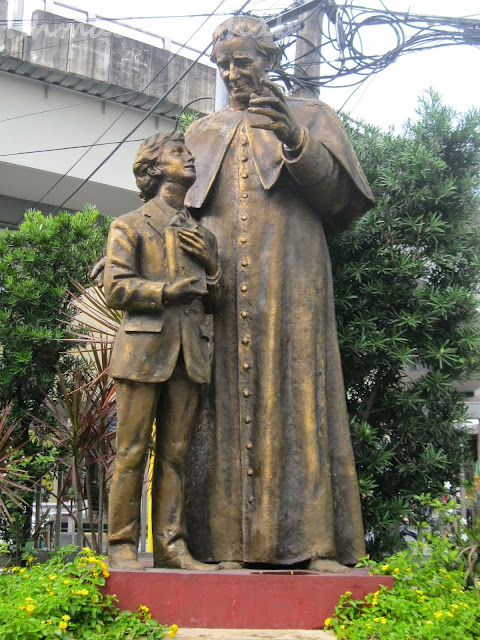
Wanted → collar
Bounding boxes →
[141,197,198,236]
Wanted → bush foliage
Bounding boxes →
[324,498,480,639]
[331,92,480,556]
[0,547,173,639]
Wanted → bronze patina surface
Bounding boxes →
[184,17,375,571]
[104,131,221,571]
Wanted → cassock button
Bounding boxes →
[241,140,248,146]
[242,193,248,199]
[241,215,248,221]
[246,441,253,449]
[242,337,250,345]
[241,156,248,162]
[239,237,247,244]
[241,259,248,267]
[241,311,248,318]
[243,389,250,397]
[241,173,248,179]
[248,495,254,503]
[247,468,253,476]
[149,302,156,309]
[184,308,190,315]
[245,416,251,423]
[243,363,250,370]
[241,284,248,292]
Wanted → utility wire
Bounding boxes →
[0,72,212,125]
[30,3,231,211]
[47,0,254,215]
[0,140,145,157]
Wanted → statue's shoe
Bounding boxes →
[308,558,351,573]
[154,540,215,570]
[108,544,144,571]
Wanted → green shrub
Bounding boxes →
[324,500,480,639]
[0,547,174,639]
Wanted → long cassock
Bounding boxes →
[184,97,375,566]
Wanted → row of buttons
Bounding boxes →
[239,129,254,505]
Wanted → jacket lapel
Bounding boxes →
[142,198,170,237]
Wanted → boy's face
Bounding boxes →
[153,139,196,187]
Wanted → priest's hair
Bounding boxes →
[211,16,281,71]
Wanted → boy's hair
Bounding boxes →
[210,16,281,71]
[133,130,185,203]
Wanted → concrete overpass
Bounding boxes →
[0,0,216,227]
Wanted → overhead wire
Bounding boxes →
[46,0,254,215]
[29,2,232,212]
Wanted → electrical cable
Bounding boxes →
[0,72,213,125]
[46,0,254,215]
[28,2,232,212]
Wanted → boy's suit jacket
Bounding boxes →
[104,197,218,384]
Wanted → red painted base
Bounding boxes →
[102,568,393,629]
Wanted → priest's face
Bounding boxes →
[214,38,270,109]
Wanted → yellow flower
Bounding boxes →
[27,556,33,563]
[374,617,380,622]
[18,605,25,610]
[340,625,346,631]
[62,579,70,585]
[139,605,150,613]
[169,624,179,637]
[381,564,389,572]
[58,621,68,630]
[62,615,71,622]
[49,574,57,581]
[102,570,110,578]
[344,590,352,597]
[406,567,412,572]
[434,611,443,619]
[425,621,433,625]
[446,611,454,618]
[100,562,108,571]
[324,618,332,627]
[393,568,400,574]
[415,590,423,595]
[82,547,91,553]
[25,604,36,615]
[25,597,34,603]
[76,588,89,596]
[19,568,26,574]
[451,604,459,610]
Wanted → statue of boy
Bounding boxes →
[104,131,221,571]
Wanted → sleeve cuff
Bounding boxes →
[206,264,222,286]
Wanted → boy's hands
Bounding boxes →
[179,229,218,276]
[163,276,207,304]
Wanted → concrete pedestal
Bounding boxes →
[102,568,393,630]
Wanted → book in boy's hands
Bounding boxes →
[164,226,207,294]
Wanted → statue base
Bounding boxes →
[102,567,393,629]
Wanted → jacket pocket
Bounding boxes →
[123,314,164,333]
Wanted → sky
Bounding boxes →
[15,0,480,131]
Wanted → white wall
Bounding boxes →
[0,71,175,218]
